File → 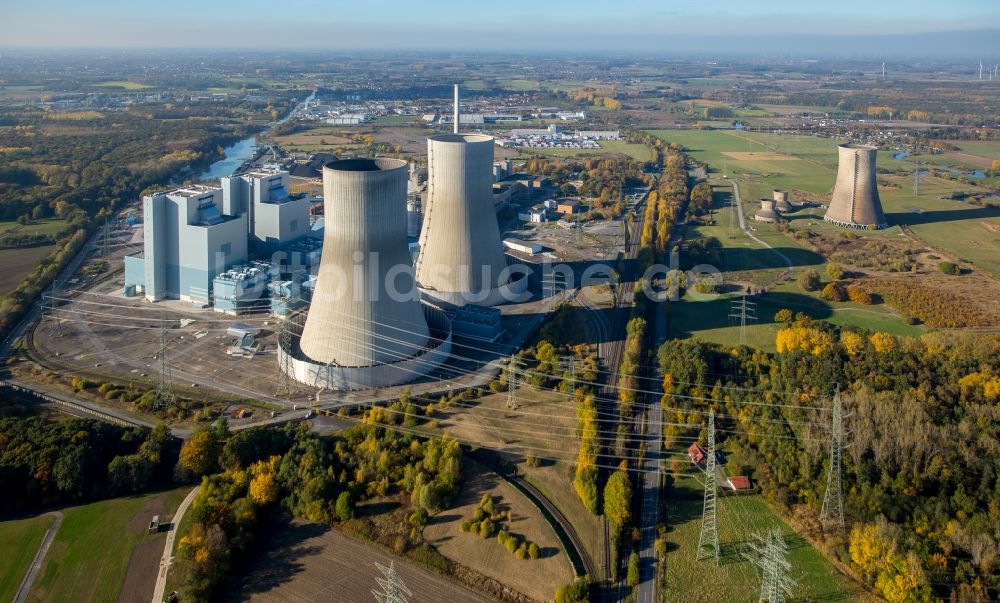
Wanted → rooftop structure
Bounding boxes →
[824,143,888,230]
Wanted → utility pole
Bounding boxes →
[506,356,520,411]
[154,318,175,409]
[729,295,758,345]
[820,386,845,531]
[696,410,720,564]
[371,561,411,603]
[743,529,797,603]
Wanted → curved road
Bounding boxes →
[151,485,200,603]
[731,181,795,284]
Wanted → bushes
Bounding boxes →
[826,262,845,280]
[937,261,959,275]
[463,494,539,560]
[846,284,872,305]
[820,282,846,302]
[798,268,822,292]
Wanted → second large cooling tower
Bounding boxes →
[824,143,888,230]
[416,134,523,307]
[281,158,451,391]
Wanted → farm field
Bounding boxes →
[662,474,872,602]
[652,129,1000,276]
[26,487,190,603]
[92,81,154,90]
[0,218,66,237]
[0,514,56,603]
[422,460,575,602]
[0,245,56,297]
[230,521,490,602]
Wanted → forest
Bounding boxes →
[658,319,1000,602]
[0,413,179,512]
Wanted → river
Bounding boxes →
[198,89,316,181]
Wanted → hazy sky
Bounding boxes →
[1,0,999,55]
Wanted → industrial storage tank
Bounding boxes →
[279,158,451,390]
[772,189,791,212]
[415,134,525,307]
[824,143,888,230]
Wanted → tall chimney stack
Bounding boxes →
[453,84,460,134]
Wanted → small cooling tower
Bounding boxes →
[754,199,779,223]
[772,189,791,212]
[824,143,888,230]
[279,158,451,391]
[415,134,525,306]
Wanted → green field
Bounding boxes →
[662,474,869,602]
[0,515,55,602]
[27,488,190,603]
[0,218,66,237]
[651,129,1000,276]
[92,81,154,90]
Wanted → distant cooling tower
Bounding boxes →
[415,134,526,307]
[754,199,779,223]
[278,158,451,391]
[824,143,888,230]
[772,189,791,213]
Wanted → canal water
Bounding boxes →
[198,89,316,181]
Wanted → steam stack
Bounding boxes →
[280,158,451,390]
[415,134,522,307]
[772,189,791,212]
[824,143,888,230]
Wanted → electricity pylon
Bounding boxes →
[743,529,797,603]
[562,355,576,387]
[275,317,293,402]
[506,356,520,411]
[696,409,720,564]
[820,387,845,531]
[154,318,175,409]
[371,561,411,603]
[729,295,757,345]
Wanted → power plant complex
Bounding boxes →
[278,85,520,390]
[824,143,888,230]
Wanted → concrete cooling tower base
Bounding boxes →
[279,305,452,391]
[419,272,529,308]
[823,216,887,230]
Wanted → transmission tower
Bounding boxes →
[371,561,411,603]
[275,317,294,402]
[562,355,576,387]
[154,318,176,409]
[696,409,720,564]
[101,218,110,260]
[743,529,797,603]
[729,295,758,345]
[506,356,520,411]
[914,160,921,197]
[820,387,845,531]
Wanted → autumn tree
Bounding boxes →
[179,427,222,477]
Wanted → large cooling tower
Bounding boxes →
[281,158,451,390]
[415,134,522,307]
[824,144,888,230]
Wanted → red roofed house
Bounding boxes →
[727,475,752,491]
[687,443,706,468]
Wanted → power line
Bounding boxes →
[154,317,175,409]
[742,529,797,603]
[371,561,411,603]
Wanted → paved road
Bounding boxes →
[731,181,795,283]
[151,486,200,603]
[14,511,63,603]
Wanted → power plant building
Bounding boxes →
[221,169,311,255]
[279,158,452,391]
[125,185,248,303]
[415,134,526,307]
[824,143,888,230]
